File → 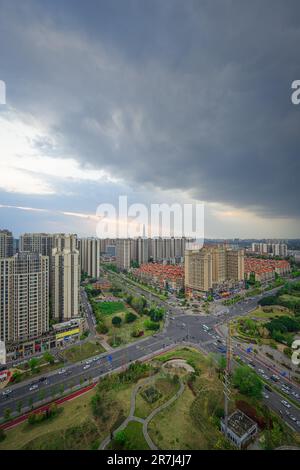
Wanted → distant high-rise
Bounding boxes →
[116,239,131,270]
[251,242,287,258]
[0,252,49,343]
[51,235,80,321]
[0,229,13,258]
[79,238,101,278]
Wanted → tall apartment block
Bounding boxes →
[19,233,54,258]
[0,252,49,343]
[185,248,213,292]
[0,229,13,258]
[79,238,101,278]
[116,239,131,270]
[51,234,80,322]
[185,244,245,294]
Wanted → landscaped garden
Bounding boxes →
[86,283,165,347]
[1,347,299,450]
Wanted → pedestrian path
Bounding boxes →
[99,375,185,450]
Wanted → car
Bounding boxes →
[2,389,12,397]
[264,385,272,392]
[58,368,66,374]
[296,421,300,427]
[262,374,269,380]
[281,400,291,408]
[258,369,265,374]
[262,392,269,399]
[281,387,290,394]
[38,376,47,382]
[83,364,90,370]
[29,384,38,391]
[290,415,297,422]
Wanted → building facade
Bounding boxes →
[51,235,80,321]
[0,229,13,258]
[185,245,245,294]
[79,238,101,279]
[0,252,49,343]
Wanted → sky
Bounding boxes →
[0,0,300,238]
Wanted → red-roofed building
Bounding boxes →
[132,263,184,292]
[244,257,290,282]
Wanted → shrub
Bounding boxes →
[96,323,109,334]
[144,319,160,331]
[112,316,122,326]
[125,312,137,323]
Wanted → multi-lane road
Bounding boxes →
[1,276,300,434]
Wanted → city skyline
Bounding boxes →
[0,1,300,238]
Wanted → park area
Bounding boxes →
[1,347,299,450]
[85,282,164,347]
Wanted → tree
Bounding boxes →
[232,365,263,399]
[0,428,6,442]
[43,351,55,365]
[4,408,11,420]
[11,371,22,383]
[125,312,137,323]
[114,430,126,446]
[29,357,39,372]
[112,316,122,326]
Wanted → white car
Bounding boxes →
[58,368,66,374]
[290,415,297,422]
[29,384,38,391]
[281,400,291,408]
[262,393,269,399]
[2,389,12,396]
[83,364,90,370]
[258,369,265,374]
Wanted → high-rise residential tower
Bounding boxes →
[51,234,80,322]
[0,229,13,258]
[79,238,101,278]
[0,252,49,343]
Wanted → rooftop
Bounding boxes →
[226,410,257,438]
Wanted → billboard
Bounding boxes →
[56,328,80,340]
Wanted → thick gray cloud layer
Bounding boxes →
[1,0,300,219]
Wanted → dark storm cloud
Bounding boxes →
[1,0,300,218]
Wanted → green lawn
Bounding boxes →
[61,341,105,363]
[110,421,150,450]
[249,306,293,319]
[94,301,127,316]
[135,375,180,419]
